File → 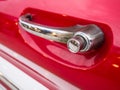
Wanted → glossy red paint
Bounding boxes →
[0,0,120,90]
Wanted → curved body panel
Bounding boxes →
[0,0,120,90]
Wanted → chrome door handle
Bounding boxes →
[19,14,76,43]
[19,14,104,53]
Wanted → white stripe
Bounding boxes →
[0,44,80,90]
[0,57,49,90]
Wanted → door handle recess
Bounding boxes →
[19,14,104,53]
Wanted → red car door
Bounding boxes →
[0,0,120,90]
